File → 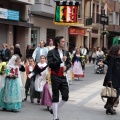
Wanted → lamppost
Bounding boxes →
[100,9,108,49]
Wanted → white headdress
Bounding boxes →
[7,55,17,68]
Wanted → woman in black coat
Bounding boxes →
[103,45,120,115]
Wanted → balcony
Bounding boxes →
[30,0,54,18]
[11,0,35,5]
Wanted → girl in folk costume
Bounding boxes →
[0,55,25,111]
[72,48,84,80]
[41,68,52,110]
[25,57,35,102]
[28,55,48,104]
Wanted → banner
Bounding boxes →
[0,8,19,21]
[54,2,80,25]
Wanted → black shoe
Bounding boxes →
[53,119,59,120]
[50,109,53,114]
[31,98,34,103]
[37,99,40,104]
[106,106,117,115]
[24,98,27,101]
[104,104,116,111]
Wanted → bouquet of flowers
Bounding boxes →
[0,62,7,75]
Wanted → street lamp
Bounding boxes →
[100,9,108,49]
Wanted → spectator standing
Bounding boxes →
[88,48,92,63]
[47,39,55,51]
[92,48,97,64]
[26,45,33,58]
[10,45,14,57]
[14,44,22,58]
[32,40,48,63]
[1,43,11,62]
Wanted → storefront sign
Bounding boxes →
[54,1,80,25]
[0,8,19,21]
[16,0,34,4]
[69,28,86,35]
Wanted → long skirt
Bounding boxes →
[73,61,84,78]
[0,78,22,111]
[41,82,52,107]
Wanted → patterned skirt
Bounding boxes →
[73,61,84,78]
[0,78,22,111]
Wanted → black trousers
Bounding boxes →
[25,78,31,99]
[51,75,69,102]
[106,87,119,106]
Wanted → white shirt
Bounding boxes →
[58,49,64,67]
[96,51,104,56]
[32,47,44,60]
[81,48,87,56]
[47,46,55,52]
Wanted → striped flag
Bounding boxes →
[55,5,78,23]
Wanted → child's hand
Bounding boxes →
[28,74,31,78]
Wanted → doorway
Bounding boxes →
[69,35,76,51]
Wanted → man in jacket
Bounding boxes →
[1,43,11,62]
[47,36,71,120]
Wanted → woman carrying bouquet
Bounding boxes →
[72,48,84,80]
[0,55,25,112]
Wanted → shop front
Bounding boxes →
[68,27,87,51]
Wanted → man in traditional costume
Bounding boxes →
[47,36,71,120]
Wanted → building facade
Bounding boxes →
[30,0,69,48]
[107,0,120,48]
[0,0,34,59]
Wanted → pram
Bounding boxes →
[94,55,105,74]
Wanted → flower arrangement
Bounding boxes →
[0,62,7,75]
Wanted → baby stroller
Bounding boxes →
[94,55,105,74]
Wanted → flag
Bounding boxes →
[54,3,79,25]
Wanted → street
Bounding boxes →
[0,64,120,120]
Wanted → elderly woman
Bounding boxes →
[103,45,120,115]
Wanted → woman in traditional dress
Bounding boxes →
[0,55,25,111]
[72,48,84,80]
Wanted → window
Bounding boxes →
[109,12,113,25]
[116,12,119,25]
[45,0,50,5]
[78,4,82,18]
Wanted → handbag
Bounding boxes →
[101,84,117,102]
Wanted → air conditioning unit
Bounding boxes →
[35,0,41,4]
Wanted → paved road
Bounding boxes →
[0,64,120,120]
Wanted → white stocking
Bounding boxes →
[58,100,66,109]
[52,103,58,120]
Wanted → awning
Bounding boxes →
[0,18,34,28]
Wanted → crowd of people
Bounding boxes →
[0,36,119,120]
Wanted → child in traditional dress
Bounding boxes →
[41,68,52,110]
[0,55,25,112]
[25,57,35,102]
[28,55,48,104]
